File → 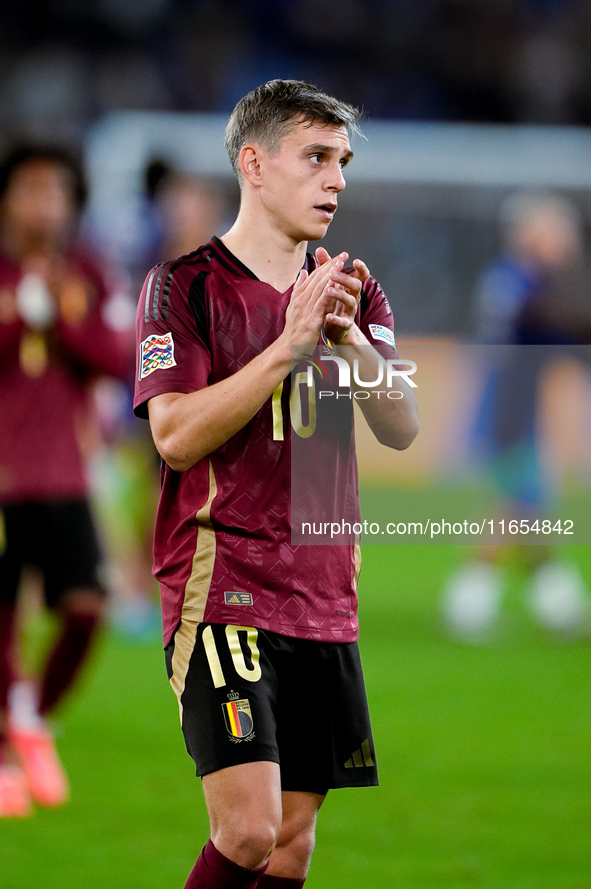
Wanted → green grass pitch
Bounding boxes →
[2,543,591,888]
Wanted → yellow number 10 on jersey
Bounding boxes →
[271,373,316,441]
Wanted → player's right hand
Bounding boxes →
[282,253,357,357]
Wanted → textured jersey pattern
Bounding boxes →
[134,237,397,646]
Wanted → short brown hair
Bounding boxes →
[225,79,362,178]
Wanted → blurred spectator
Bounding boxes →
[0,143,134,817]
[473,192,590,343]
[101,160,226,641]
[443,191,591,640]
[144,160,226,265]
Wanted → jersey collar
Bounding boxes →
[209,235,316,284]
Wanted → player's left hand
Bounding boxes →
[315,247,371,286]
[315,247,370,343]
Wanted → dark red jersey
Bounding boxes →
[134,237,397,646]
[0,247,133,504]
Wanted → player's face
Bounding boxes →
[259,121,353,244]
[2,159,75,241]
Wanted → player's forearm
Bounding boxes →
[334,326,419,450]
[148,336,293,471]
[359,378,419,449]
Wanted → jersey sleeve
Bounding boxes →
[134,262,212,418]
[357,275,399,360]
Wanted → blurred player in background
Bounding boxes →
[144,160,226,265]
[0,144,133,817]
[135,80,418,888]
[443,192,591,639]
[104,162,227,640]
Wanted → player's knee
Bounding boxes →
[57,588,106,622]
[278,820,316,870]
[213,818,280,869]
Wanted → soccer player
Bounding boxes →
[134,80,419,888]
[443,192,590,639]
[0,145,133,817]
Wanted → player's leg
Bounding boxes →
[167,622,289,887]
[0,600,32,818]
[35,500,105,716]
[37,585,105,715]
[0,601,16,748]
[269,635,378,886]
[0,505,33,817]
[527,547,590,633]
[0,575,19,758]
[167,623,373,887]
[187,767,321,888]
[204,760,282,867]
[258,789,324,887]
[8,584,104,808]
[442,545,505,639]
[9,500,105,807]
[183,761,279,888]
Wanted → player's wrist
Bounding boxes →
[328,322,365,347]
[273,329,317,366]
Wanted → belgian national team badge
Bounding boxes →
[139,331,176,380]
[223,692,255,743]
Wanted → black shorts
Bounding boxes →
[0,500,104,608]
[165,620,379,793]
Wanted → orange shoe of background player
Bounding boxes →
[9,725,70,808]
[0,763,33,817]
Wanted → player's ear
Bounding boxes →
[238,144,263,187]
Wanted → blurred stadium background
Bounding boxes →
[2,1,591,887]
